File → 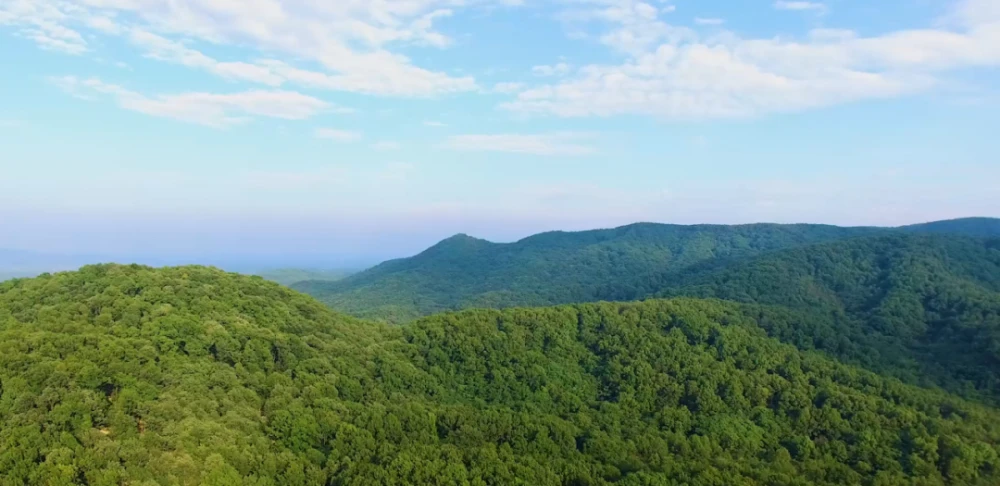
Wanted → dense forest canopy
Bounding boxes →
[294,218,1000,323]
[899,218,1000,238]
[293,222,887,322]
[289,220,1000,404]
[4,265,1000,484]
[652,234,1000,402]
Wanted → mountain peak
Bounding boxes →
[437,232,491,246]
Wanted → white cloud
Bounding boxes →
[50,76,330,127]
[694,18,725,26]
[1,0,90,53]
[315,128,362,142]
[773,1,827,12]
[493,82,526,93]
[503,0,1000,119]
[372,141,402,151]
[444,132,598,156]
[1,0,481,97]
[128,29,285,86]
[559,0,695,55]
[532,62,573,76]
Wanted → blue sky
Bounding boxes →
[1,0,998,266]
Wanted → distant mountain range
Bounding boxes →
[290,216,1000,405]
[293,217,1000,322]
[0,249,360,285]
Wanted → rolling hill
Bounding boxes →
[900,217,1000,238]
[3,265,1000,484]
[293,222,888,322]
[653,234,1000,402]
[293,218,1000,323]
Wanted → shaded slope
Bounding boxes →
[4,266,1000,484]
[654,234,1000,401]
[901,217,1000,238]
[294,222,883,322]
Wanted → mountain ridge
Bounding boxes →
[294,217,999,323]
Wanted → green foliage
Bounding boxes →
[652,234,1000,402]
[3,265,1000,484]
[295,219,1000,403]
[899,218,1000,238]
[294,218,999,323]
[294,222,886,322]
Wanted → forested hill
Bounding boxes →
[654,234,1000,402]
[899,217,1000,238]
[293,222,885,322]
[4,265,1000,484]
[292,218,999,323]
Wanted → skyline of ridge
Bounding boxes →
[3,216,997,277]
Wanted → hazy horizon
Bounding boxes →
[3,215,997,277]
[2,0,998,270]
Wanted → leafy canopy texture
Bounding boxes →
[293,222,886,322]
[295,219,1000,404]
[294,218,1000,323]
[3,265,1000,484]
[654,234,1000,403]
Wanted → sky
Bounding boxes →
[1,0,998,267]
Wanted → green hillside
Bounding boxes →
[900,218,1000,238]
[654,234,1000,402]
[4,265,1000,484]
[293,222,885,322]
[294,218,1000,323]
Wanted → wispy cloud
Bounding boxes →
[50,76,330,127]
[315,128,362,142]
[2,0,482,97]
[532,62,572,77]
[773,1,827,12]
[694,18,725,26]
[444,133,597,156]
[503,0,1000,120]
[129,29,286,86]
[493,82,526,94]
[372,141,401,151]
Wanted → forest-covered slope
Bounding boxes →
[899,218,1000,238]
[294,218,1000,323]
[653,234,1000,402]
[293,222,885,322]
[4,265,1000,484]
